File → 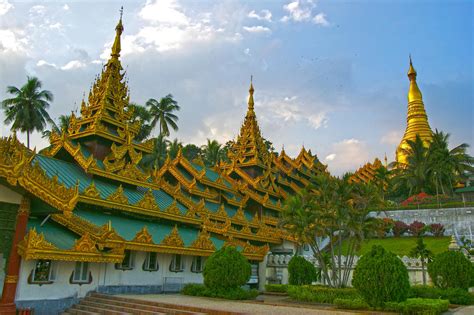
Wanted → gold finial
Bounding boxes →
[248,75,254,111]
[407,54,417,78]
[111,6,124,58]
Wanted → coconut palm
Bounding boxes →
[167,138,183,159]
[140,134,169,170]
[146,94,180,137]
[182,144,202,161]
[374,166,391,200]
[2,76,54,148]
[128,103,153,142]
[409,237,433,285]
[42,114,71,139]
[201,139,222,166]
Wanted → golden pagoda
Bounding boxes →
[395,57,433,164]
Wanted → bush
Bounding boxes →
[181,283,259,300]
[203,246,251,290]
[393,220,409,237]
[428,251,473,290]
[429,224,445,237]
[265,284,289,293]
[409,221,426,237]
[287,285,360,304]
[352,245,410,307]
[385,298,449,315]
[288,256,319,285]
[334,298,370,310]
[409,285,474,305]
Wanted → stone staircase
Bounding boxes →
[61,293,236,315]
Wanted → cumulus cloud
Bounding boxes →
[139,0,190,26]
[0,0,13,16]
[381,130,403,145]
[61,60,87,70]
[248,9,272,22]
[325,138,371,175]
[0,29,27,53]
[63,4,69,11]
[243,25,272,34]
[281,0,329,26]
[313,12,329,26]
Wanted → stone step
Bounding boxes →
[71,303,132,315]
[90,293,238,315]
[65,308,101,315]
[86,296,199,315]
[80,299,164,315]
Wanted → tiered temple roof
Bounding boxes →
[0,15,327,264]
[348,158,386,186]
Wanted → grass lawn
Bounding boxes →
[341,236,451,256]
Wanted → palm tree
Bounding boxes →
[201,139,222,166]
[42,114,71,139]
[374,166,391,200]
[409,237,433,285]
[2,76,54,148]
[146,94,180,137]
[182,144,202,161]
[140,134,169,170]
[128,103,153,142]
[167,138,183,159]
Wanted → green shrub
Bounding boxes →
[287,255,319,285]
[409,285,474,305]
[352,245,410,307]
[203,246,251,290]
[181,283,259,300]
[334,298,370,310]
[385,298,449,315]
[287,285,360,304]
[428,251,473,290]
[265,284,289,293]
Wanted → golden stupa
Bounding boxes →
[395,57,433,164]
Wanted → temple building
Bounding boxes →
[0,15,326,314]
[395,57,433,164]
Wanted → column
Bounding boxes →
[0,197,30,315]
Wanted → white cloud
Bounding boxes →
[63,4,69,11]
[0,0,13,16]
[49,22,63,30]
[381,130,403,145]
[0,29,27,53]
[248,9,272,22]
[313,12,329,26]
[281,0,314,22]
[36,59,57,68]
[29,5,46,16]
[325,138,371,175]
[244,48,250,56]
[243,26,272,34]
[61,60,86,70]
[139,0,190,26]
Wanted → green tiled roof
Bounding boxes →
[74,209,224,249]
[191,162,232,188]
[27,218,79,250]
[456,186,474,193]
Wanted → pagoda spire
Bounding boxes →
[248,75,255,111]
[111,6,124,58]
[396,56,433,164]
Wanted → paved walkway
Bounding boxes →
[448,305,474,314]
[120,294,373,315]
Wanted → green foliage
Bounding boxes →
[201,139,223,166]
[384,298,449,315]
[334,298,370,310]
[352,245,410,307]
[287,285,360,304]
[146,94,180,137]
[181,283,258,300]
[203,246,251,290]
[265,284,289,293]
[288,256,319,285]
[428,251,473,289]
[409,285,474,305]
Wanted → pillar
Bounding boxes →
[0,197,30,315]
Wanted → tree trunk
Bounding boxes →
[26,131,30,149]
[421,259,426,285]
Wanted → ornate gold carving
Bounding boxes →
[23,228,57,250]
[84,181,101,198]
[73,233,99,253]
[106,185,128,204]
[161,225,185,247]
[17,197,30,215]
[5,275,18,283]
[190,230,215,251]
[132,226,154,244]
[166,200,181,215]
[135,189,158,210]
[233,207,246,221]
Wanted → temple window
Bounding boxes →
[71,261,92,284]
[169,254,184,272]
[115,250,135,270]
[191,256,204,273]
[143,252,159,271]
[29,260,55,284]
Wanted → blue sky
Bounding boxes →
[0,0,472,175]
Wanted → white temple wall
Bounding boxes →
[0,183,22,204]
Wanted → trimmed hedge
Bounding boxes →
[334,298,370,310]
[265,284,289,293]
[428,251,473,290]
[287,285,360,304]
[288,255,319,285]
[181,283,259,300]
[409,285,474,305]
[385,298,449,315]
[352,245,410,307]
